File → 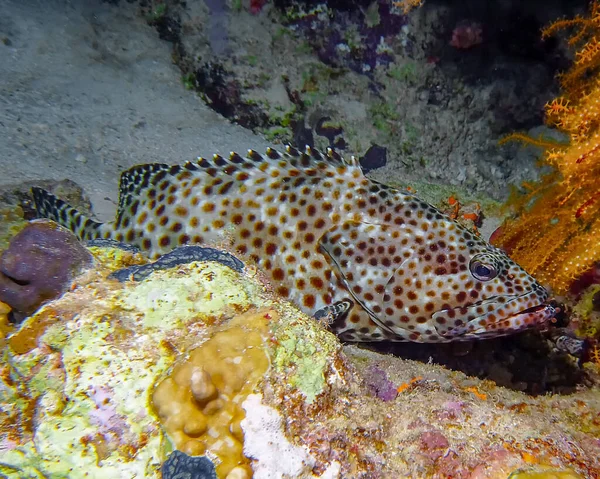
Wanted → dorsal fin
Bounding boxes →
[117,163,171,212]
[116,145,362,220]
[283,145,361,169]
[31,187,105,241]
[188,145,355,176]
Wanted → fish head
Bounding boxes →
[321,219,555,342]
[382,233,555,341]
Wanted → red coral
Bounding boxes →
[450,21,483,49]
[249,0,267,15]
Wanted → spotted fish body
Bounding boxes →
[32,146,555,342]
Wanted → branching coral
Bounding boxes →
[541,1,600,96]
[493,2,600,296]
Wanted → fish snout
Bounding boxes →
[432,290,556,340]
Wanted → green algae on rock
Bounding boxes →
[270,304,341,404]
[0,244,345,478]
[0,254,267,478]
[0,205,28,253]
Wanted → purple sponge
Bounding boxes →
[0,219,93,322]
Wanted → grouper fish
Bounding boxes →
[31,145,555,342]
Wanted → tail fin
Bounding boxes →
[31,187,106,242]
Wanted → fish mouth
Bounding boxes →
[516,303,552,315]
[506,302,556,324]
[468,301,556,336]
[438,294,556,340]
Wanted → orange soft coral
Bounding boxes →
[493,2,600,295]
[542,0,600,94]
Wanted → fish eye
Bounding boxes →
[469,258,498,281]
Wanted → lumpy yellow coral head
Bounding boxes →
[152,309,272,478]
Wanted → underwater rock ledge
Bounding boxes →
[0,244,598,478]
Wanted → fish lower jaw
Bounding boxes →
[505,303,556,328]
[470,303,556,335]
[440,303,556,340]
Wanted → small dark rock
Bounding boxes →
[293,119,314,149]
[147,7,181,43]
[161,450,217,479]
[109,245,245,282]
[315,117,344,148]
[315,117,342,140]
[193,62,269,130]
[0,219,94,322]
[359,144,387,173]
[85,238,141,254]
[592,289,600,312]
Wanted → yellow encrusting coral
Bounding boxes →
[152,309,272,479]
[0,301,11,339]
[493,1,600,294]
[572,284,600,337]
[507,466,585,479]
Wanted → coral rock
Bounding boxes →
[0,219,93,322]
[1,247,600,478]
[0,259,266,477]
[152,310,271,477]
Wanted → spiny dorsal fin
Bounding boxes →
[31,187,104,241]
[283,145,358,168]
[117,163,171,212]
[116,145,363,220]
[188,145,356,176]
